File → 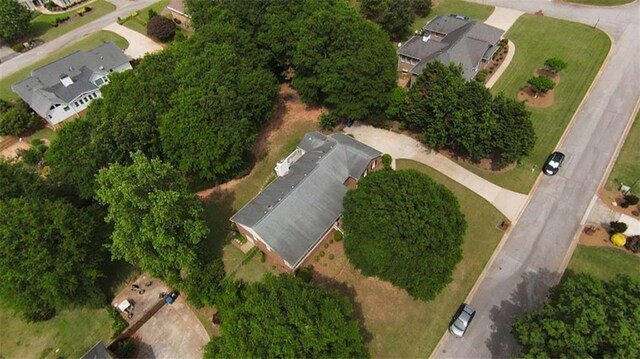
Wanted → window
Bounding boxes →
[63,106,70,112]
[79,99,84,105]
[95,78,104,86]
[74,102,79,107]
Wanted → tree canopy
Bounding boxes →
[512,274,640,358]
[527,76,555,94]
[147,15,177,42]
[402,61,536,165]
[0,0,32,42]
[0,159,49,200]
[0,100,38,136]
[544,57,568,73]
[360,0,414,40]
[95,151,208,280]
[342,169,466,300]
[0,198,106,321]
[205,274,369,358]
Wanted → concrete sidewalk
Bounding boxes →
[103,22,163,59]
[344,125,528,221]
[587,197,640,236]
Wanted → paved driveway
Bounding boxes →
[343,125,528,221]
[103,23,163,59]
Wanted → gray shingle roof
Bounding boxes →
[81,342,114,359]
[399,15,504,80]
[11,41,129,118]
[231,132,381,267]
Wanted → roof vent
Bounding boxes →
[99,65,105,70]
[422,30,431,43]
[59,74,73,87]
[68,67,73,71]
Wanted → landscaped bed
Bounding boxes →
[449,14,611,194]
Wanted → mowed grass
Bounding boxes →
[121,0,170,35]
[0,307,111,359]
[567,245,640,281]
[606,110,640,191]
[567,0,634,5]
[31,0,116,42]
[0,30,129,101]
[453,15,611,194]
[355,159,505,357]
[411,0,494,33]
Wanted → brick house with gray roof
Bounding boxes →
[398,15,504,83]
[12,41,131,125]
[230,132,382,270]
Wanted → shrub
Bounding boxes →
[382,153,392,168]
[11,43,25,52]
[236,235,247,244]
[328,254,335,260]
[625,235,640,253]
[334,231,343,242]
[323,243,329,249]
[385,87,406,120]
[611,233,626,247]
[18,146,44,165]
[295,266,313,283]
[260,251,266,263]
[112,339,135,358]
[608,221,628,234]
[148,8,159,19]
[319,251,325,257]
[621,201,630,208]
[314,255,320,262]
[107,307,129,339]
[84,6,92,12]
[44,1,56,10]
[475,69,489,83]
[147,15,177,42]
[319,112,337,130]
[623,194,639,206]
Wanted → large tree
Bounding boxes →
[0,159,49,200]
[0,0,32,42]
[205,274,369,358]
[0,198,106,321]
[360,0,414,40]
[513,274,640,358]
[0,100,38,136]
[492,94,536,165]
[95,151,208,280]
[342,169,467,300]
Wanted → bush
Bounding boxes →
[295,266,313,283]
[475,69,489,83]
[84,6,92,12]
[625,235,640,253]
[319,112,337,131]
[385,87,406,120]
[236,235,247,244]
[260,251,266,263]
[381,153,393,168]
[609,221,628,234]
[334,231,343,242]
[107,307,129,339]
[323,243,329,249]
[11,43,25,52]
[148,8,159,19]
[611,233,626,247]
[112,338,135,358]
[44,1,56,10]
[328,254,335,260]
[147,15,177,42]
[17,146,44,165]
[623,194,639,206]
[621,201,630,208]
[319,251,325,257]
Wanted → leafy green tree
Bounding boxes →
[454,80,496,160]
[0,0,32,42]
[147,15,177,42]
[0,159,49,200]
[360,0,414,40]
[342,169,466,300]
[491,94,535,165]
[411,0,432,17]
[0,198,106,321]
[206,274,369,358]
[527,75,555,94]
[293,0,397,120]
[95,151,208,281]
[544,57,568,73]
[0,100,38,136]
[512,274,640,358]
[181,259,226,308]
[385,86,407,120]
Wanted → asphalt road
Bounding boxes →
[0,0,159,81]
[435,1,640,358]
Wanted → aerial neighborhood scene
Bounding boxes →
[0,0,639,358]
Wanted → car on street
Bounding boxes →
[543,151,565,176]
[449,303,476,338]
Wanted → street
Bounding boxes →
[435,0,640,357]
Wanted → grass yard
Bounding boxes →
[340,159,505,357]
[410,0,494,34]
[0,30,128,101]
[0,307,111,359]
[605,110,640,191]
[567,0,634,5]
[222,245,270,282]
[121,0,170,35]
[453,15,611,194]
[567,245,640,281]
[31,0,116,42]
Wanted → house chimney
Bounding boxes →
[59,74,73,87]
[422,30,431,43]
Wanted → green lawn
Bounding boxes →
[0,307,111,359]
[0,30,128,101]
[411,0,494,33]
[121,0,170,35]
[606,111,640,191]
[567,245,640,281]
[453,15,611,194]
[567,0,634,5]
[367,159,505,357]
[31,0,116,42]
[222,245,270,282]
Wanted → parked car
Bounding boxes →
[449,303,476,338]
[543,152,565,176]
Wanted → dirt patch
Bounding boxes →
[197,84,324,199]
[0,138,30,159]
[517,68,560,108]
[598,188,640,218]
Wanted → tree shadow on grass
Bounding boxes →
[311,271,374,346]
[98,260,141,301]
[200,189,236,261]
[485,267,558,358]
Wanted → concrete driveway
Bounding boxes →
[343,125,528,221]
[483,7,524,32]
[103,23,163,59]
[133,296,209,359]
